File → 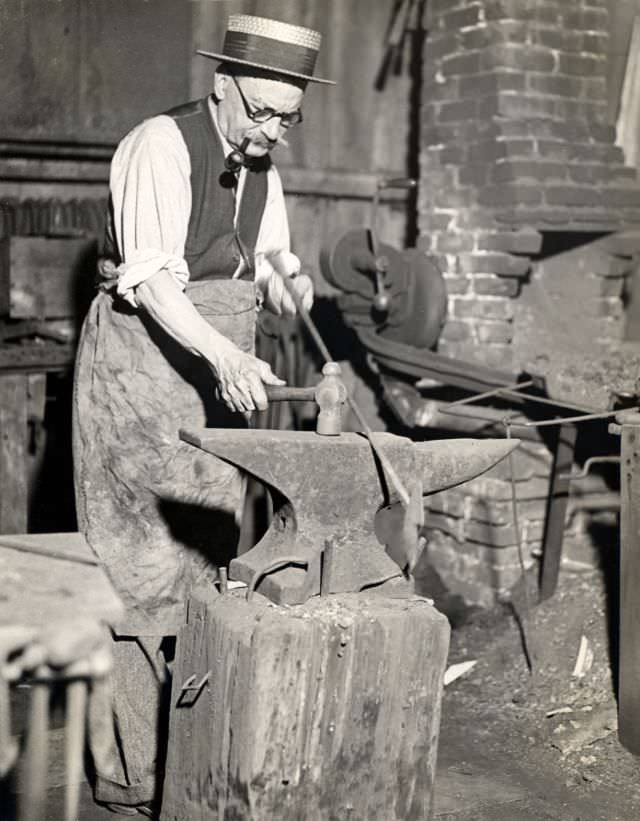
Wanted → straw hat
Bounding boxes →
[197,14,335,85]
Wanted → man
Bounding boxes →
[72,14,333,816]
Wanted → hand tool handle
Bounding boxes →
[276,266,410,506]
[265,385,316,402]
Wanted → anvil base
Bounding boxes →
[162,589,450,821]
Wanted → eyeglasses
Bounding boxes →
[232,76,303,127]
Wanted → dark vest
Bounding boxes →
[166,97,270,281]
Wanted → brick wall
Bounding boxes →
[417,0,640,604]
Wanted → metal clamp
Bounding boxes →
[179,671,211,696]
[246,556,310,602]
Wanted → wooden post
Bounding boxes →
[162,589,450,821]
[0,373,28,533]
[617,411,640,754]
[539,422,578,601]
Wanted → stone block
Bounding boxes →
[441,4,483,31]
[527,73,584,98]
[441,51,482,77]
[457,252,532,277]
[162,591,450,821]
[545,185,602,207]
[491,159,567,183]
[440,318,473,342]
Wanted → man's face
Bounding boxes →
[215,72,305,157]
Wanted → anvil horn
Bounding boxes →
[416,438,520,496]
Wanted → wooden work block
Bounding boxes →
[0,235,98,318]
[162,590,450,821]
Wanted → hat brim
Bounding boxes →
[196,50,336,85]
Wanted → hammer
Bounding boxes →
[265,362,347,436]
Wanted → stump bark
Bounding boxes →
[161,589,450,821]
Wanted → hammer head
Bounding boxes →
[181,428,520,604]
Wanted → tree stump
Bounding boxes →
[161,589,450,821]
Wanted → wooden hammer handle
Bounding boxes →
[265,385,316,402]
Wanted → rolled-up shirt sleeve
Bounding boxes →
[110,115,192,306]
[253,165,293,292]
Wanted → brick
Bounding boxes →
[582,77,607,101]
[457,252,531,276]
[588,123,616,143]
[545,186,602,207]
[558,53,605,78]
[570,143,624,164]
[425,490,466,518]
[442,274,472,293]
[583,33,609,54]
[424,32,462,63]
[483,0,560,25]
[440,319,473,342]
[458,164,489,187]
[547,120,590,142]
[468,497,547,526]
[527,73,584,98]
[536,140,572,161]
[476,230,542,254]
[465,475,550,502]
[437,99,478,122]
[491,159,566,183]
[435,233,475,253]
[473,274,521,297]
[478,184,543,207]
[476,319,514,343]
[568,164,625,185]
[607,188,640,208]
[459,70,526,97]
[422,77,461,102]
[433,187,476,209]
[562,99,608,120]
[461,20,530,50]
[441,51,482,76]
[441,4,483,31]
[494,93,560,120]
[530,27,584,52]
[482,43,557,73]
[479,343,515,371]
[468,138,535,163]
[427,0,470,16]
[563,8,608,32]
[452,297,515,320]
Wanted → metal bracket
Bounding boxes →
[177,671,211,707]
[558,455,621,481]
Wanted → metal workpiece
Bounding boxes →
[180,427,520,605]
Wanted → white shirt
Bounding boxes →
[109,97,291,306]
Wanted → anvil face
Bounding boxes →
[181,429,519,604]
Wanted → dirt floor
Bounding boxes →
[432,564,640,820]
[3,562,640,820]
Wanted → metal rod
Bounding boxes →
[443,379,535,409]
[279,274,411,506]
[511,407,638,429]
[64,679,88,821]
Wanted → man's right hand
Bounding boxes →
[209,341,285,413]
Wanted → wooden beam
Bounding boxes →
[618,411,640,754]
[0,373,28,533]
[539,423,578,601]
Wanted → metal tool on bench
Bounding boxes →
[181,258,521,605]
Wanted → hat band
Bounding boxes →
[223,31,318,77]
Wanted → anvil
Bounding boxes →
[181,428,519,605]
